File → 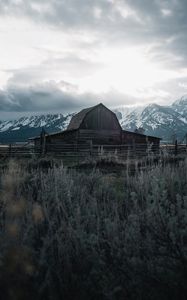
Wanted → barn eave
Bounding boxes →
[29,128,78,141]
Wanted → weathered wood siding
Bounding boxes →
[75,105,122,144]
[122,131,160,151]
[47,130,78,144]
[78,129,122,144]
[81,105,121,131]
[122,131,147,145]
[147,136,160,145]
[33,131,78,146]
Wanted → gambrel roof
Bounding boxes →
[67,104,99,130]
[67,103,120,130]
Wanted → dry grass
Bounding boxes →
[0,157,187,300]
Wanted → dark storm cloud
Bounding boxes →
[0,80,139,118]
[0,82,90,112]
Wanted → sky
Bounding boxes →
[0,0,187,119]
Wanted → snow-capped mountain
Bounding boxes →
[0,97,186,143]
[116,97,187,142]
[0,113,74,143]
[172,95,187,121]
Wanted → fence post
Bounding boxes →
[43,134,46,155]
[40,128,46,156]
[133,139,136,158]
[175,139,178,156]
[89,140,93,156]
[8,144,12,157]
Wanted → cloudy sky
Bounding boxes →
[0,0,187,119]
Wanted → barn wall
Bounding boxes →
[148,136,160,145]
[34,131,160,148]
[122,132,147,145]
[147,136,160,150]
[122,131,160,151]
[47,131,78,144]
[81,105,121,131]
[78,129,122,145]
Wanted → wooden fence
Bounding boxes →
[0,144,38,158]
[44,143,160,158]
[0,142,186,159]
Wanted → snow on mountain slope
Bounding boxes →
[119,106,146,129]
[0,114,75,132]
[0,113,74,143]
[172,95,187,123]
[115,100,187,141]
[113,105,146,125]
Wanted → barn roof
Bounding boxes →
[123,130,161,140]
[67,103,109,130]
[29,128,77,140]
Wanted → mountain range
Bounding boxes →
[114,95,187,142]
[0,96,186,143]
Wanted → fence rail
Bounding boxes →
[0,142,186,159]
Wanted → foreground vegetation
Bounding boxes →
[0,157,187,300]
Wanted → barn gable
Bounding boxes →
[67,103,121,131]
[67,106,94,130]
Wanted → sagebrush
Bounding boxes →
[0,158,187,300]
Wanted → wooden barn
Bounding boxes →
[31,103,161,153]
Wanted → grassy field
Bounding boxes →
[0,156,187,300]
